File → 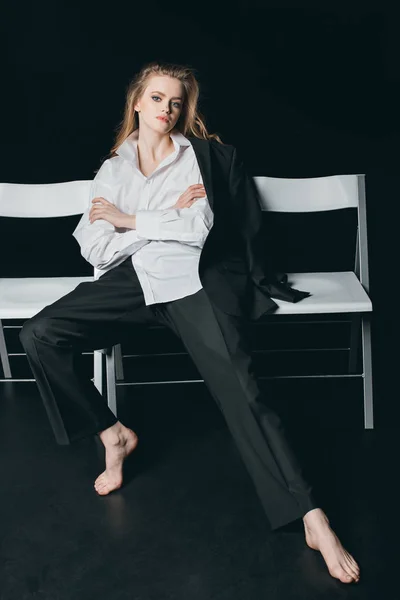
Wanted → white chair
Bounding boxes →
[0,181,124,417]
[86,174,374,428]
[253,174,373,428]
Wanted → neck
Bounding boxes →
[136,122,175,161]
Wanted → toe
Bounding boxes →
[346,557,360,579]
[94,475,108,493]
[94,472,105,486]
[350,566,360,580]
[352,562,360,575]
[345,564,359,583]
[342,559,357,581]
[338,570,354,583]
[97,483,109,495]
[347,569,357,582]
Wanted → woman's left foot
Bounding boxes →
[94,422,139,495]
[303,508,360,583]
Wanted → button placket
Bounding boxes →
[144,177,151,209]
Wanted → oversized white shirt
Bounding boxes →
[72,128,214,305]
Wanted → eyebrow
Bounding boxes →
[151,90,183,101]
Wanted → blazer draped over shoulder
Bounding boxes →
[187,135,310,320]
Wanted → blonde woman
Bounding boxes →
[20,61,360,584]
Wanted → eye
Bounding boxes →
[151,95,181,109]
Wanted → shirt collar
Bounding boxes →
[115,127,191,164]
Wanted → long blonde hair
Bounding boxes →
[106,61,224,160]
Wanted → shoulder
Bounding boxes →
[189,135,235,156]
[94,155,125,180]
[208,138,235,154]
[206,139,236,168]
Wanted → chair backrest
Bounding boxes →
[0,181,92,218]
[253,174,360,212]
[0,174,369,290]
[0,180,103,281]
[254,173,369,292]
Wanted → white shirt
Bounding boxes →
[72,128,214,305]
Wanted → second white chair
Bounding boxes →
[0,180,124,418]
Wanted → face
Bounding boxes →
[134,75,184,131]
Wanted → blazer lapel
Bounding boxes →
[187,136,215,213]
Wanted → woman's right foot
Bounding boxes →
[94,422,139,495]
[303,508,360,583]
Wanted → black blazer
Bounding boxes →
[187,136,310,321]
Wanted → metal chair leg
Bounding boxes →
[93,350,103,394]
[115,343,124,381]
[348,314,361,373]
[0,320,12,378]
[361,314,374,429]
[106,346,118,417]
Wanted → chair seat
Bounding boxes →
[0,276,94,318]
[0,271,372,320]
[273,271,372,314]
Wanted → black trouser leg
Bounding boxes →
[19,258,158,445]
[154,288,319,530]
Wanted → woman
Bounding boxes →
[20,61,360,584]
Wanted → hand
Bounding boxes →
[89,197,134,228]
[171,184,206,209]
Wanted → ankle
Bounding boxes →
[303,508,329,526]
[99,421,124,444]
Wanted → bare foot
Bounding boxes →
[303,508,360,584]
[94,421,139,496]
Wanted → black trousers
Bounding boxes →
[19,257,319,531]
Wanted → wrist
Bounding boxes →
[125,215,136,229]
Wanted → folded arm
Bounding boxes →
[72,160,149,270]
[135,198,213,248]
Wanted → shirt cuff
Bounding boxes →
[135,210,164,240]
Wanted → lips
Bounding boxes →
[157,116,169,123]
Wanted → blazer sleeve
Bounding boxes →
[228,146,311,303]
[72,159,150,270]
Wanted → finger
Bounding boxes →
[91,205,108,213]
[89,208,100,217]
[92,197,109,204]
[183,199,198,208]
[189,192,205,200]
[90,209,103,221]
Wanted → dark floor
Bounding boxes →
[0,317,394,599]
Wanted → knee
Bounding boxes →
[19,317,52,349]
